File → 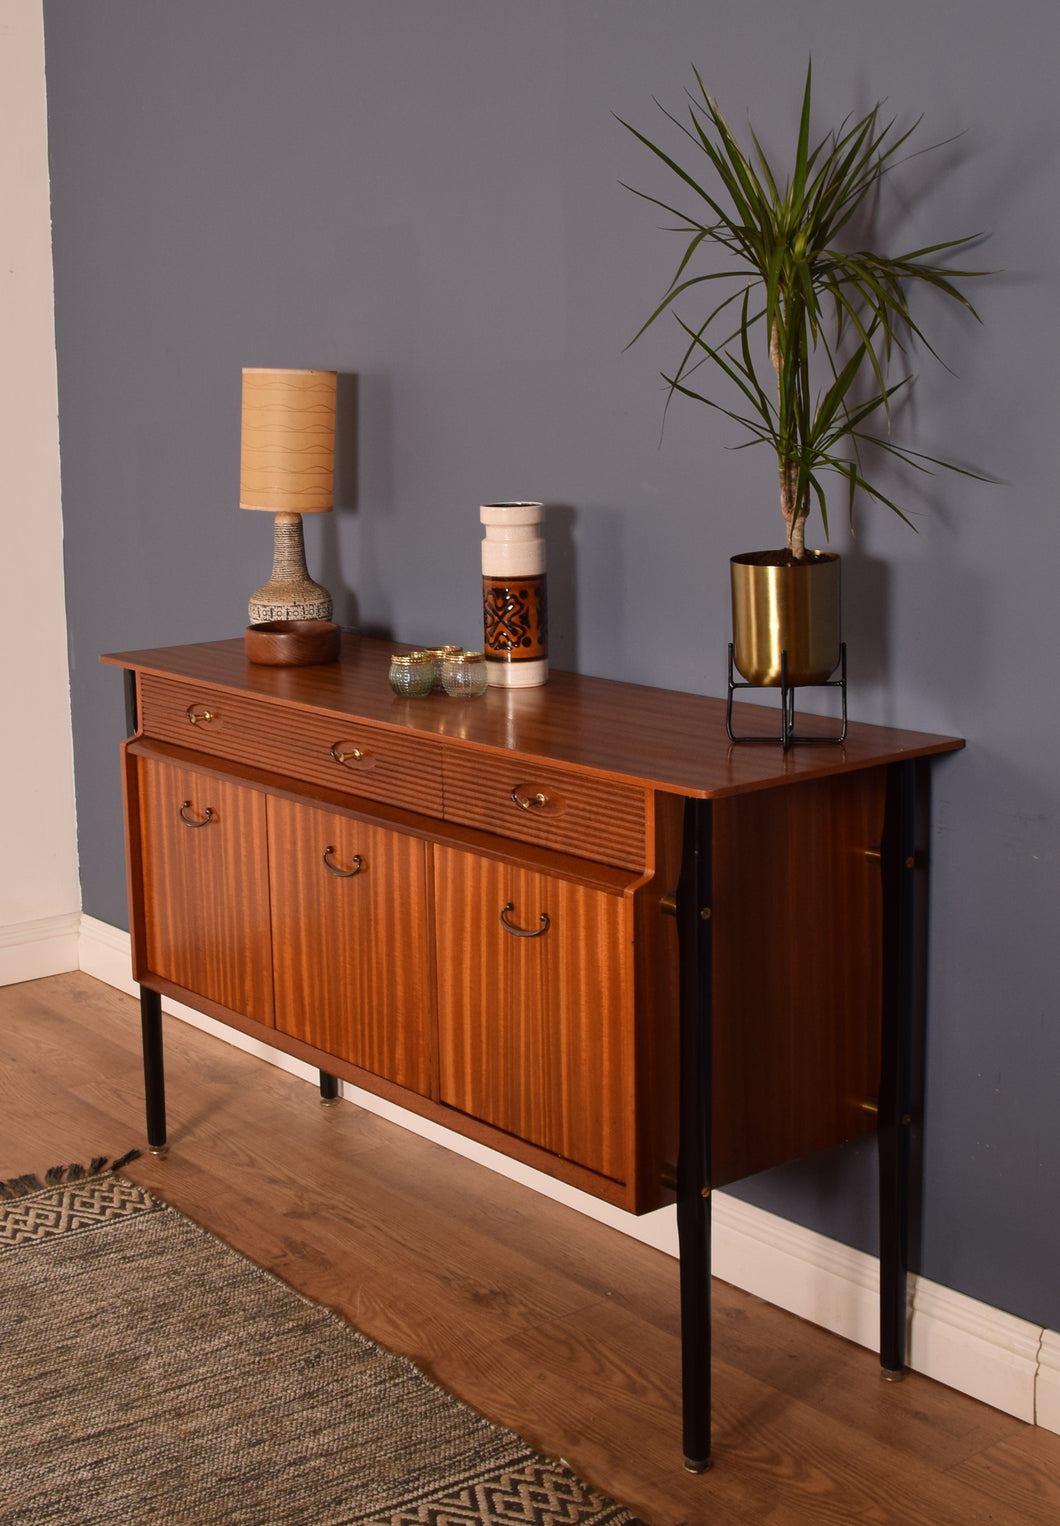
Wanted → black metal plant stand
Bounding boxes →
[726,643,848,751]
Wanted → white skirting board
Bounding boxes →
[1036,1331,1060,1433]
[0,912,80,988]
[77,912,1056,1432]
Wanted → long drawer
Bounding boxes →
[441,749,646,870]
[138,674,443,815]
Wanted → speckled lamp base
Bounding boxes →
[248,510,332,623]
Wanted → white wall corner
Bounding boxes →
[1034,1329,1060,1434]
[0,913,79,987]
[78,912,1056,1432]
[0,0,80,936]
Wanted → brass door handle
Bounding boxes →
[322,846,364,879]
[178,801,216,827]
[499,902,550,938]
[511,785,549,812]
[330,743,367,765]
[185,707,216,725]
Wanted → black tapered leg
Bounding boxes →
[878,759,929,1376]
[123,667,139,736]
[140,986,167,1154]
[675,797,714,1470]
[319,1070,340,1105]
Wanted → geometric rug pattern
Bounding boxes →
[0,1171,158,1253]
[0,1162,641,1526]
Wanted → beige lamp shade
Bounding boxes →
[240,367,337,512]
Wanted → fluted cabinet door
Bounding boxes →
[137,757,274,1024]
[433,845,633,1184]
[267,796,432,1096]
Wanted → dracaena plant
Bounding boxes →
[619,64,984,561]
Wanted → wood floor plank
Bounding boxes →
[1,972,1056,1526]
[709,1283,1028,1469]
[483,1299,1052,1526]
[947,1426,1060,1519]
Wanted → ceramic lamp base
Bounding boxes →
[249,510,332,623]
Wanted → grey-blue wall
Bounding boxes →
[44,1,1060,1330]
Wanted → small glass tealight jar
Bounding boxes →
[423,645,463,691]
[388,652,435,698]
[441,650,489,698]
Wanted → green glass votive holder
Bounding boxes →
[389,652,435,697]
[423,645,463,690]
[441,651,489,698]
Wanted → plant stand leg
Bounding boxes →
[780,651,794,750]
[676,797,714,1470]
[140,986,167,1155]
[726,644,847,748]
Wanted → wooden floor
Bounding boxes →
[2,973,1058,1526]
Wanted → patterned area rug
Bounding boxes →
[0,1160,639,1526]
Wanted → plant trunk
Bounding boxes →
[779,461,807,560]
[772,318,808,562]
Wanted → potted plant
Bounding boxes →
[620,64,983,692]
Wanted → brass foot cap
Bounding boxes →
[880,1367,906,1383]
[319,1096,341,1108]
[683,1456,712,1474]
[147,1144,169,1157]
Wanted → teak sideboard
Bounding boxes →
[103,634,963,1469]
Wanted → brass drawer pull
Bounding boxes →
[178,801,216,828]
[185,706,216,725]
[511,785,549,812]
[330,743,367,765]
[499,902,550,938]
[322,846,364,879]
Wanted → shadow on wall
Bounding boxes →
[842,548,890,691]
[334,372,359,514]
[328,370,401,641]
[321,372,361,632]
[726,1134,882,1258]
[545,504,578,673]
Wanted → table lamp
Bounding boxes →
[240,366,337,623]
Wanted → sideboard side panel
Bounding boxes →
[711,767,887,1185]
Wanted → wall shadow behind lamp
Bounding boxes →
[240,367,337,622]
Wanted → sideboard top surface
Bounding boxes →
[102,635,963,799]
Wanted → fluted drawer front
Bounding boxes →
[442,751,646,870]
[139,674,443,813]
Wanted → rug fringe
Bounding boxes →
[0,1150,141,1200]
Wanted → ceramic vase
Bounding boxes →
[480,502,549,687]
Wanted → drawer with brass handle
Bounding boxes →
[138,674,443,814]
[441,749,646,870]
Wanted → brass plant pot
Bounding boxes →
[730,551,841,687]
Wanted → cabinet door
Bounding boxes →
[433,845,631,1182]
[268,797,432,1096]
[136,756,273,1024]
